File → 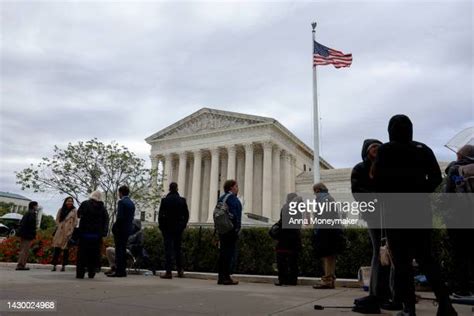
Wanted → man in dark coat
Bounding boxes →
[274,193,302,286]
[351,139,401,312]
[76,191,109,279]
[217,179,242,285]
[373,114,456,316]
[159,182,189,279]
[109,185,135,278]
[444,144,474,298]
[16,201,39,270]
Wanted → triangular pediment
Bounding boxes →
[146,108,273,141]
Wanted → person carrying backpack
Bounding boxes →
[214,179,242,285]
[444,144,474,299]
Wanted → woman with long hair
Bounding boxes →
[51,197,78,271]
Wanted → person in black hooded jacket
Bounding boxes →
[373,114,456,316]
[351,139,401,312]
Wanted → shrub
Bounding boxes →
[0,226,457,279]
[140,226,371,278]
[0,230,113,266]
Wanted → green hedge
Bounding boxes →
[143,227,457,279]
[143,227,372,278]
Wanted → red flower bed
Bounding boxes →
[0,231,113,266]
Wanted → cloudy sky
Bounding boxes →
[1,0,472,215]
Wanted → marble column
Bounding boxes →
[177,152,187,196]
[290,156,296,192]
[207,147,220,222]
[226,145,236,180]
[151,156,159,192]
[171,159,178,183]
[282,151,292,197]
[201,155,211,222]
[262,142,273,219]
[190,150,202,223]
[243,143,254,214]
[163,153,173,194]
[272,147,281,220]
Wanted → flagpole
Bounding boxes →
[312,22,321,184]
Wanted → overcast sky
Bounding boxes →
[1,0,472,215]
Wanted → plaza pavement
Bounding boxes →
[0,266,472,316]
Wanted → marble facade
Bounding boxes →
[145,108,332,224]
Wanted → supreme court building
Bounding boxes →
[145,108,332,224]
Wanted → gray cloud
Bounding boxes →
[1,0,472,214]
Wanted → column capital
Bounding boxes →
[262,141,273,151]
[192,149,202,156]
[273,146,282,155]
[226,144,237,153]
[209,147,220,155]
[282,150,294,160]
[164,152,174,160]
[243,142,254,151]
[178,151,188,159]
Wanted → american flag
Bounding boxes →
[313,41,352,68]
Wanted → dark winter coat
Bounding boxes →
[17,209,37,240]
[112,196,135,238]
[158,191,189,233]
[351,139,382,195]
[276,201,302,253]
[77,199,109,238]
[351,139,382,223]
[373,115,442,228]
[312,192,346,258]
[374,115,442,193]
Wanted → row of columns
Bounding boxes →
[151,142,297,223]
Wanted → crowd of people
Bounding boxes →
[13,114,473,316]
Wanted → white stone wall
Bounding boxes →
[146,108,333,224]
[0,196,30,213]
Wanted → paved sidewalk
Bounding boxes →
[0,267,472,315]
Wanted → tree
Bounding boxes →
[40,214,56,231]
[16,139,161,232]
[0,202,15,217]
